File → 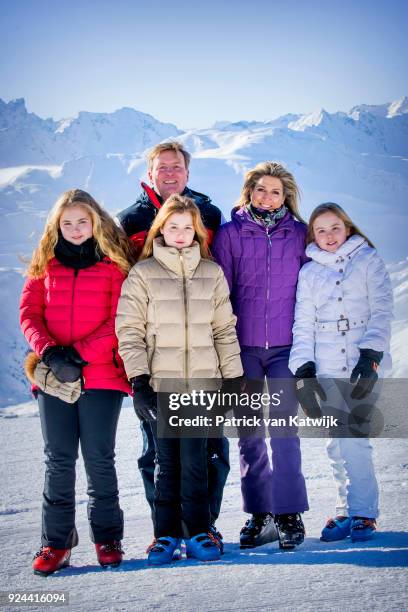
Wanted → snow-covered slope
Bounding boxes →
[1,404,407,611]
[0,96,407,405]
[0,269,28,406]
[389,258,408,377]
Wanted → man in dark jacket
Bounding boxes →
[116,141,228,547]
[117,142,222,256]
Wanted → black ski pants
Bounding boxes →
[151,424,211,538]
[138,419,229,525]
[37,389,124,549]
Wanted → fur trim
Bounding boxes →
[24,351,40,384]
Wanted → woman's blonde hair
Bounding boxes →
[237,161,305,223]
[307,202,374,247]
[140,194,210,260]
[27,189,136,277]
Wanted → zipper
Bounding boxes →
[179,251,189,380]
[265,231,272,349]
[69,269,79,344]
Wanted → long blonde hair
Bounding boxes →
[307,202,374,247]
[27,189,136,277]
[140,194,210,260]
[237,161,305,223]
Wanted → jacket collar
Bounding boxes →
[140,183,211,211]
[306,234,367,265]
[232,207,295,236]
[152,237,202,277]
[141,182,162,210]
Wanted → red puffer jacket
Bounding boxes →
[20,257,131,394]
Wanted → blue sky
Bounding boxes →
[1,0,407,128]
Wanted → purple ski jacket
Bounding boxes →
[212,207,308,348]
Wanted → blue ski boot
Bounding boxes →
[320,516,351,542]
[350,517,376,542]
[186,533,221,561]
[147,537,182,566]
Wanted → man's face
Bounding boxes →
[148,150,189,201]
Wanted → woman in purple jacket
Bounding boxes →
[212,161,309,550]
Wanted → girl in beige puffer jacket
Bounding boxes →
[116,194,242,564]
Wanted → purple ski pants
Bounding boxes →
[238,346,309,515]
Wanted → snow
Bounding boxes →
[288,108,328,131]
[388,97,408,118]
[1,401,407,611]
[350,97,408,119]
[55,117,76,134]
[0,165,62,187]
[389,258,408,377]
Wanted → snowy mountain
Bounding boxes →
[0,98,180,166]
[350,96,408,119]
[0,96,407,406]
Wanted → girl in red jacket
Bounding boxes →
[20,189,134,576]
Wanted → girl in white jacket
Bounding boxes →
[289,203,393,543]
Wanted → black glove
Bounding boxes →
[219,376,245,414]
[65,346,89,367]
[350,349,383,400]
[42,346,82,383]
[131,374,157,421]
[222,376,245,395]
[294,361,327,418]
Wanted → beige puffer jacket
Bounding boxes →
[115,238,243,390]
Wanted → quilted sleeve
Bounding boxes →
[211,224,234,292]
[211,266,243,378]
[19,276,57,356]
[115,265,150,379]
[358,253,393,353]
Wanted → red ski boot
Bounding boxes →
[32,546,71,576]
[95,541,124,567]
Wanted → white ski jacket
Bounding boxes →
[289,235,393,377]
